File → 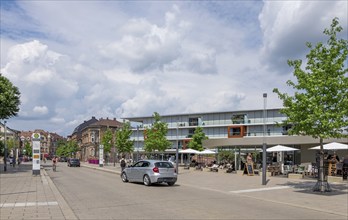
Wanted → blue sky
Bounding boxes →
[1,0,347,137]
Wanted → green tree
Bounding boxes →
[273,18,348,192]
[6,138,16,152]
[218,150,235,164]
[24,141,32,156]
[55,145,67,157]
[188,127,208,152]
[0,141,4,156]
[144,112,171,152]
[115,122,134,156]
[66,140,79,158]
[0,75,21,120]
[101,129,113,154]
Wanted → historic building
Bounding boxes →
[69,117,124,162]
[19,130,65,158]
[1,121,20,157]
[1,122,64,160]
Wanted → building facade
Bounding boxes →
[69,117,124,162]
[19,130,65,159]
[1,121,20,158]
[124,108,287,150]
[123,108,348,164]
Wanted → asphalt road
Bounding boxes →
[46,164,347,220]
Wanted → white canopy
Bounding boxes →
[309,142,348,150]
[179,149,200,154]
[266,145,299,152]
[197,149,217,155]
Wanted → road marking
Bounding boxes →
[0,201,58,208]
[230,186,291,193]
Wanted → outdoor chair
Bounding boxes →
[336,163,343,176]
[283,165,292,175]
[253,163,261,175]
[295,165,305,175]
[209,164,219,172]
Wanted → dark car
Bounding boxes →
[121,160,177,186]
[59,157,68,162]
[67,158,80,167]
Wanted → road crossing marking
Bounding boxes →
[230,186,291,193]
[1,201,58,208]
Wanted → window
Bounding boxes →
[231,114,246,124]
[228,126,246,138]
[189,118,199,126]
[188,128,196,135]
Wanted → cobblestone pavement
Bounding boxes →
[1,161,347,219]
[0,162,76,220]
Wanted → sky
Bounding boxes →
[1,0,347,137]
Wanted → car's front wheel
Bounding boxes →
[121,172,128,182]
[167,182,175,186]
[143,175,151,186]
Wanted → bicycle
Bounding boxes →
[53,163,56,172]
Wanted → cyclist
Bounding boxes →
[52,156,57,171]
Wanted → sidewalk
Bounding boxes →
[0,162,77,220]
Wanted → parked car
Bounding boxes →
[67,158,80,167]
[121,160,177,186]
[59,156,68,162]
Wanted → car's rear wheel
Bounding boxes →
[143,175,151,186]
[167,182,175,186]
[121,172,128,182]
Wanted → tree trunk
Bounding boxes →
[313,138,331,192]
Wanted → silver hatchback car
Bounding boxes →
[121,160,177,186]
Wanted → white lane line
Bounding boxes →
[230,186,291,193]
[0,201,58,208]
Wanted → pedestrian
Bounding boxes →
[120,156,126,172]
[247,153,253,165]
[52,156,57,171]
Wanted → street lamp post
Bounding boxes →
[262,93,267,185]
[136,126,139,162]
[3,120,7,172]
[176,119,179,175]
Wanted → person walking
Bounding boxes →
[120,156,126,172]
[52,156,57,171]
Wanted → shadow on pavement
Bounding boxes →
[278,180,348,196]
[0,163,33,174]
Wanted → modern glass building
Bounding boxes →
[123,108,347,165]
[124,108,287,151]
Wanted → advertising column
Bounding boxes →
[99,144,104,167]
[32,133,41,175]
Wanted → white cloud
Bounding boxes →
[33,106,48,115]
[259,1,348,73]
[1,1,346,136]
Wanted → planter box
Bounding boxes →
[327,176,343,183]
[288,173,304,179]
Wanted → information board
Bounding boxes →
[243,163,254,176]
[99,144,104,167]
[32,133,41,175]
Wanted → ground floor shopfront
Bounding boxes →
[203,135,348,163]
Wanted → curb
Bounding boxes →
[41,168,78,220]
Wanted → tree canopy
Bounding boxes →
[115,122,134,155]
[188,126,208,151]
[0,75,21,120]
[56,140,79,157]
[101,128,113,154]
[273,18,348,140]
[143,112,171,152]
